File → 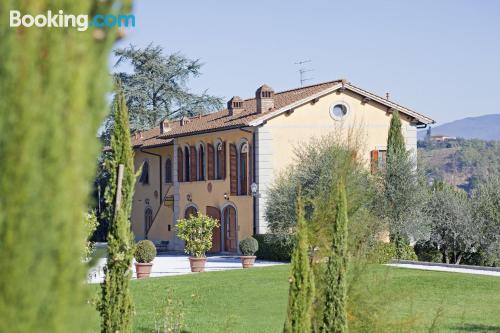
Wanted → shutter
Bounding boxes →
[370,149,379,174]
[229,143,237,195]
[240,149,248,195]
[190,145,197,181]
[207,143,214,180]
[177,148,183,182]
[221,141,227,179]
[248,143,253,195]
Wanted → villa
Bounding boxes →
[129,79,434,252]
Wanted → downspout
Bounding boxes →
[252,130,257,235]
[240,127,257,235]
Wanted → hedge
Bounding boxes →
[254,234,293,262]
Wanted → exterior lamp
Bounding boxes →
[186,193,192,202]
[250,182,258,197]
[224,193,229,200]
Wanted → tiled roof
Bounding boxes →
[129,79,434,147]
[131,127,173,148]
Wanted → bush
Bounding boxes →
[254,234,294,262]
[414,240,442,263]
[398,243,418,261]
[176,214,219,258]
[239,236,259,256]
[135,240,156,263]
[371,242,397,264]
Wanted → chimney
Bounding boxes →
[227,96,244,116]
[180,116,190,126]
[256,84,274,113]
[160,119,170,134]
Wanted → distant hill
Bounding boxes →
[418,114,500,141]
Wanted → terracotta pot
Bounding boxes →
[135,262,153,279]
[240,256,256,268]
[189,257,207,272]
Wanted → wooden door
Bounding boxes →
[206,206,221,253]
[223,206,237,252]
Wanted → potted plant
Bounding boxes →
[176,214,219,272]
[134,240,157,279]
[239,236,259,268]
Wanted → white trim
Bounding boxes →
[254,126,273,234]
[329,101,349,121]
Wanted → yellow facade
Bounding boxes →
[130,85,424,252]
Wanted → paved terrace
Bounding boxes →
[88,253,285,283]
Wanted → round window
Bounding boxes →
[329,103,348,120]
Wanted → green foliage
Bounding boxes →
[254,234,294,262]
[419,138,500,193]
[371,242,397,264]
[381,111,426,254]
[176,214,220,258]
[283,197,314,333]
[265,134,378,252]
[135,240,157,263]
[321,179,348,333]
[239,237,259,256]
[0,1,130,332]
[414,240,442,263]
[84,210,99,260]
[98,81,136,333]
[104,44,223,136]
[398,244,418,261]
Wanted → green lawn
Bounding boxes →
[91,265,500,332]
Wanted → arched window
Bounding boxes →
[165,158,172,183]
[239,142,248,195]
[139,160,149,185]
[144,207,153,238]
[216,141,225,180]
[184,205,198,219]
[177,148,183,182]
[184,146,190,182]
[198,144,205,181]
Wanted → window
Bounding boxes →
[144,207,153,238]
[198,144,205,181]
[139,160,149,185]
[165,158,172,183]
[184,206,198,219]
[216,142,225,180]
[329,103,348,120]
[184,146,190,182]
[370,149,387,173]
[177,148,183,182]
[239,142,248,195]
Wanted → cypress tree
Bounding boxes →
[284,195,315,333]
[322,179,349,333]
[0,1,130,332]
[97,81,135,333]
[385,111,411,255]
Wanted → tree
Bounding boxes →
[382,111,423,256]
[104,44,223,136]
[0,1,130,332]
[97,81,136,333]
[283,196,314,333]
[425,183,477,264]
[321,179,349,333]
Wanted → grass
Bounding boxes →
[91,265,500,332]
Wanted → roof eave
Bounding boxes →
[249,83,435,126]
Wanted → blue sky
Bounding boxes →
[112,0,500,124]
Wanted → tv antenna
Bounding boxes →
[294,60,314,86]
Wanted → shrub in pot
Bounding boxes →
[239,236,259,268]
[134,240,157,279]
[176,214,219,272]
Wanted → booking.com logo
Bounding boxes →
[10,10,135,32]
